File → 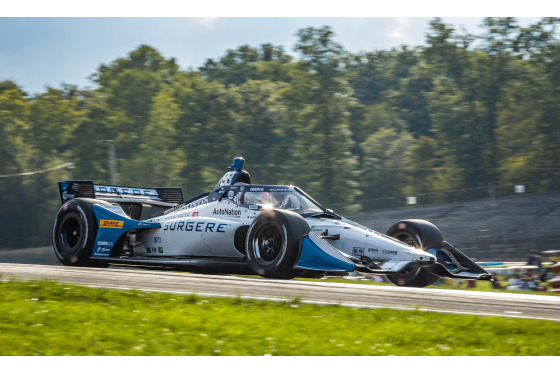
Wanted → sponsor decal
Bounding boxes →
[249,187,264,192]
[62,191,76,201]
[153,237,162,244]
[156,211,195,221]
[163,198,209,215]
[99,220,124,229]
[398,223,407,230]
[193,212,199,217]
[95,185,157,196]
[218,172,235,187]
[95,247,111,254]
[227,191,234,199]
[146,247,152,253]
[352,247,365,256]
[97,241,114,246]
[232,194,242,205]
[101,205,126,216]
[164,202,187,214]
[248,204,259,210]
[158,247,163,254]
[213,208,241,217]
[269,187,294,192]
[310,226,323,233]
[367,248,379,253]
[382,249,398,255]
[163,221,227,233]
[185,198,208,209]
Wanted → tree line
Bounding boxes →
[1,17,560,248]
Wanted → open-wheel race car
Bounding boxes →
[52,157,490,287]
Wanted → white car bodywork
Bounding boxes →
[122,185,436,274]
[54,157,489,284]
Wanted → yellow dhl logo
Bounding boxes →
[99,220,124,229]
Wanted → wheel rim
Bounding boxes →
[58,212,84,254]
[394,232,418,247]
[252,222,286,265]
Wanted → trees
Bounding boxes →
[0,83,83,247]
[200,44,293,87]
[25,87,85,245]
[228,80,292,184]
[2,19,560,248]
[0,83,31,248]
[347,51,393,106]
[359,127,414,210]
[127,88,186,188]
[80,46,179,186]
[496,18,560,191]
[290,26,361,211]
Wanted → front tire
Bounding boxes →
[52,198,109,266]
[385,219,443,287]
[246,209,309,279]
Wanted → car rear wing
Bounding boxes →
[58,180,183,208]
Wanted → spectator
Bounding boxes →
[530,273,547,292]
[521,273,536,290]
[527,250,541,269]
[506,275,522,290]
[491,273,503,289]
[539,266,549,283]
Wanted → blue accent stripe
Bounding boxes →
[92,205,161,258]
[295,236,356,272]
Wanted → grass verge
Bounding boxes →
[0,278,558,356]
[290,275,558,296]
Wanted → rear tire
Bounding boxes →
[385,219,443,287]
[52,198,110,267]
[246,209,309,279]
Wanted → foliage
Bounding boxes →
[0,279,558,356]
[2,19,560,248]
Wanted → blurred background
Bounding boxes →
[1,17,560,261]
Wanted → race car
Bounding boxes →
[52,157,491,287]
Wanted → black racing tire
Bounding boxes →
[52,198,111,267]
[385,219,443,288]
[246,209,310,279]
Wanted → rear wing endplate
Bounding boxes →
[58,180,183,207]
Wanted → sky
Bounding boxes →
[0,1,555,95]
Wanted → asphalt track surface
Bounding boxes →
[1,263,559,321]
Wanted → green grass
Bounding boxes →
[0,279,559,356]
[290,275,559,296]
